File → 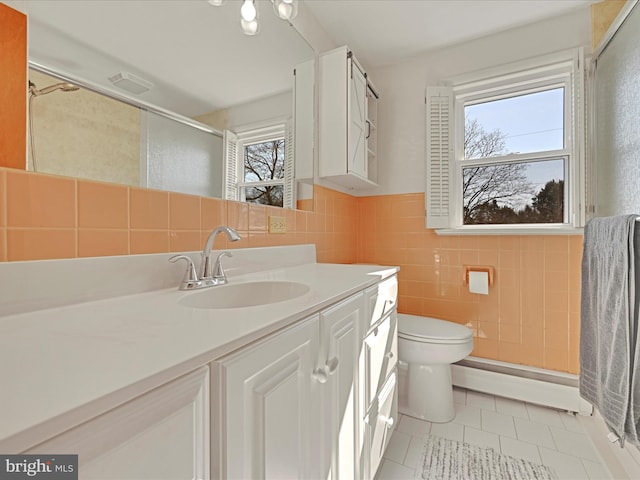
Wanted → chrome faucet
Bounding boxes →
[169,226,241,290]
[200,226,241,280]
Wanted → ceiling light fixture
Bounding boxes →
[209,0,298,36]
[272,0,297,21]
[240,0,259,35]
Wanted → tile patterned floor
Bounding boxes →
[375,387,614,480]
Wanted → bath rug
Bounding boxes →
[416,435,557,480]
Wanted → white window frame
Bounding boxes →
[224,122,294,209]
[426,49,586,235]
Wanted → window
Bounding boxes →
[426,50,585,232]
[224,123,294,208]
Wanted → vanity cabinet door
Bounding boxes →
[212,315,321,480]
[27,367,210,480]
[317,293,364,480]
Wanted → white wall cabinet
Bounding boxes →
[27,367,210,480]
[319,45,380,189]
[293,58,315,182]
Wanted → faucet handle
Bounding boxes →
[213,251,232,283]
[169,255,201,290]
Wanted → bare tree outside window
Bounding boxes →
[462,118,564,225]
[244,139,285,207]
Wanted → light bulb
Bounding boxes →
[207,0,225,5]
[240,18,259,35]
[240,0,257,21]
[272,0,297,20]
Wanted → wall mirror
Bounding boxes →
[25,0,315,210]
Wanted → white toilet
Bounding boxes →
[398,313,473,423]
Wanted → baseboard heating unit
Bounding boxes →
[398,356,592,416]
[451,356,592,415]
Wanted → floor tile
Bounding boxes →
[383,430,410,464]
[396,414,431,437]
[404,435,426,470]
[500,435,543,464]
[375,459,415,480]
[389,387,633,480]
[539,446,590,480]
[513,417,556,449]
[466,390,496,411]
[453,404,482,429]
[464,426,500,451]
[481,409,517,438]
[561,412,586,433]
[495,395,529,419]
[453,386,467,405]
[582,459,612,480]
[550,427,599,460]
[526,403,566,428]
[430,422,465,442]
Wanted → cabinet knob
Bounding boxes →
[326,357,339,375]
[386,352,394,360]
[380,415,394,427]
[313,367,328,384]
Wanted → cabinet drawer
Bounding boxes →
[363,312,397,407]
[366,372,398,478]
[365,276,397,331]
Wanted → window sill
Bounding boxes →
[435,226,584,236]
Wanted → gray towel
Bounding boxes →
[580,214,639,445]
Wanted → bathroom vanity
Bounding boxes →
[0,245,398,479]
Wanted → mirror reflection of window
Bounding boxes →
[224,124,294,209]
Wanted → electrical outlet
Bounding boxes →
[268,215,287,233]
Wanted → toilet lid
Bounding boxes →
[398,314,473,343]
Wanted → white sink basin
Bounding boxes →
[178,281,311,309]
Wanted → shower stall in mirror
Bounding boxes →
[28,68,224,198]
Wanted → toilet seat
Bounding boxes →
[398,314,473,345]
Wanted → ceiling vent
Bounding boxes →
[108,71,153,94]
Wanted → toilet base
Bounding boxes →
[406,363,455,423]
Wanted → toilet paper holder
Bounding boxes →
[463,265,494,286]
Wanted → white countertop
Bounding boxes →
[0,258,397,451]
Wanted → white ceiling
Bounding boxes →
[24,0,595,116]
[27,0,314,116]
[304,0,595,68]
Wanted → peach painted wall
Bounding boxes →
[355,193,582,374]
[0,168,357,264]
[0,3,26,170]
